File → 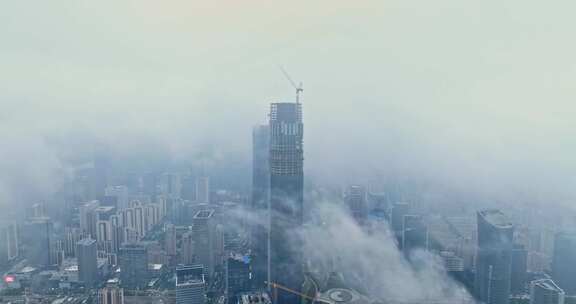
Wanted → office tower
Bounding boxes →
[30,203,46,218]
[196,177,210,203]
[64,227,83,257]
[402,215,428,253]
[531,279,565,304]
[475,209,514,304]
[77,238,98,287]
[391,202,410,236]
[51,239,65,266]
[80,200,100,239]
[21,217,53,267]
[268,102,304,304]
[251,124,270,288]
[176,265,206,304]
[180,232,194,265]
[98,280,124,304]
[118,243,148,289]
[511,244,528,295]
[226,253,251,304]
[345,185,368,224]
[92,145,110,199]
[181,231,195,265]
[105,186,129,210]
[0,222,19,264]
[193,210,217,277]
[160,173,182,199]
[134,204,145,238]
[368,192,388,216]
[165,223,177,256]
[552,232,576,295]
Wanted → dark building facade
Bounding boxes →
[251,124,269,288]
[268,102,304,304]
[77,238,98,287]
[552,232,576,295]
[475,209,514,304]
[22,217,53,267]
[511,244,528,295]
[118,243,148,289]
[530,279,565,304]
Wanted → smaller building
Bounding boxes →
[531,279,565,304]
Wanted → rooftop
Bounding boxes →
[478,209,513,228]
[194,209,215,219]
[532,279,564,293]
[77,238,96,246]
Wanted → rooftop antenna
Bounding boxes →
[279,65,303,104]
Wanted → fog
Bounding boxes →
[2,0,576,213]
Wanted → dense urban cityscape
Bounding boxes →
[1,96,575,304]
[2,1,576,304]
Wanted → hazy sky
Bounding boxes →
[1,0,576,207]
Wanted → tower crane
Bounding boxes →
[279,66,304,104]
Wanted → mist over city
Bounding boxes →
[1,1,576,304]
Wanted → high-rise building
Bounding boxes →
[118,243,148,289]
[193,210,217,277]
[0,222,19,264]
[105,186,129,210]
[251,124,269,288]
[21,217,53,267]
[552,232,576,295]
[511,244,528,295]
[176,265,206,304]
[225,253,251,304]
[268,102,304,304]
[402,214,428,253]
[531,279,565,304]
[80,200,100,239]
[77,238,98,287]
[165,223,177,256]
[475,209,514,304]
[391,202,410,237]
[98,280,125,304]
[196,177,210,204]
[181,231,195,265]
[345,185,368,224]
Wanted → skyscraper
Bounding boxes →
[475,209,514,304]
[181,231,195,265]
[511,244,528,295]
[225,253,251,304]
[345,185,368,224]
[402,214,428,253]
[77,238,98,287]
[118,243,148,289]
[176,265,206,304]
[196,177,210,204]
[552,232,576,295]
[251,124,269,288]
[21,217,53,267]
[165,223,177,257]
[0,222,19,264]
[531,279,565,304]
[268,102,304,304]
[193,209,217,277]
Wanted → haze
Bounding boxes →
[2,0,575,210]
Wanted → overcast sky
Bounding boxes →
[1,0,576,208]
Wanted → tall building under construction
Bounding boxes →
[268,102,304,304]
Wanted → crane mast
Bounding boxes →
[279,66,304,104]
